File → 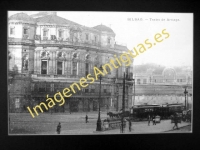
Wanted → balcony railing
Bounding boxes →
[34,39,111,49]
[33,74,83,78]
[31,90,111,97]
[8,37,34,44]
[37,74,51,77]
[54,74,67,78]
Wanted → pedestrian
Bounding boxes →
[173,113,179,130]
[153,115,156,125]
[148,115,151,126]
[56,122,61,134]
[120,123,123,133]
[85,115,88,123]
[129,119,132,132]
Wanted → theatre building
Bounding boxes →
[8,12,134,113]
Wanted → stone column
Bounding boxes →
[34,51,37,74]
[36,51,40,74]
[52,51,56,74]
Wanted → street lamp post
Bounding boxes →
[121,72,125,133]
[120,72,135,133]
[96,70,102,131]
[184,88,188,110]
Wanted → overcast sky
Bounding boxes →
[8,11,193,67]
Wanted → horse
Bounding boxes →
[107,112,120,118]
[107,112,114,118]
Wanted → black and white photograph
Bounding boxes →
[7,11,193,135]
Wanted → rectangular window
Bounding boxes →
[180,79,182,82]
[43,30,48,37]
[59,30,64,38]
[72,62,77,76]
[41,61,48,74]
[24,28,28,35]
[57,61,63,75]
[31,83,35,91]
[125,68,129,78]
[34,83,38,92]
[39,83,46,92]
[10,28,15,35]
[50,83,54,92]
[107,38,111,44]
[94,36,97,42]
[126,86,128,94]
[85,89,89,93]
[137,79,140,84]
[126,68,129,74]
[45,83,51,92]
[104,89,107,93]
[86,34,89,40]
[85,63,89,76]
[116,69,118,78]
[143,79,147,84]
[15,98,20,108]
[91,89,95,93]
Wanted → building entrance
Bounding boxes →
[93,101,98,111]
[70,100,79,112]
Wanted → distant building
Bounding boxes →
[8,12,134,113]
[133,66,192,109]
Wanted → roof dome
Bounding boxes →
[9,13,35,23]
[93,25,115,34]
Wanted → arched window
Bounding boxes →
[41,60,48,74]
[57,61,63,75]
[85,63,89,76]
[72,53,78,76]
[22,54,29,71]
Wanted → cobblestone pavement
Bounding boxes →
[9,112,192,135]
[164,125,191,133]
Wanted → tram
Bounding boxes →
[130,103,185,120]
[160,103,185,119]
[130,104,161,120]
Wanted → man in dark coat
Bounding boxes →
[173,113,179,129]
[148,115,151,126]
[129,119,132,132]
[57,122,61,134]
[153,115,156,125]
[85,115,88,123]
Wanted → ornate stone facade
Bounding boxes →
[8,12,134,113]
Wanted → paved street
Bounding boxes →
[9,112,191,135]
[164,125,191,133]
